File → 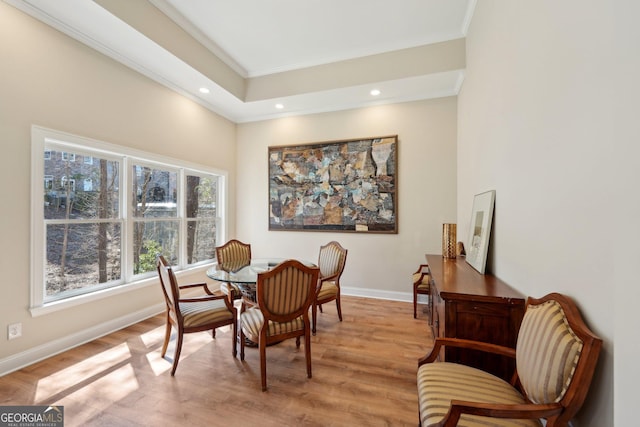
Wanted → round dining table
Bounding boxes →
[206,258,316,302]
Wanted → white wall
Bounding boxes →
[236,99,457,298]
[0,2,236,367]
[457,1,634,425]
[612,1,640,424]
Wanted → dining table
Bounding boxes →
[206,257,317,303]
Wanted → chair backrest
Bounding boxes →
[216,239,251,264]
[515,293,602,423]
[256,259,319,323]
[318,241,347,281]
[156,255,180,321]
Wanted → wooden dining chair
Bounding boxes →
[239,259,319,391]
[413,264,430,318]
[312,241,348,334]
[156,255,237,375]
[215,239,251,300]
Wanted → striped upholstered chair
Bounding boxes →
[413,263,431,318]
[156,255,237,376]
[215,239,251,300]
[312,241,348,334]
[239,259,319,391]
[417,293,602,426]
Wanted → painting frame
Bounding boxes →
[268,135,398,233]
[465,190,496,274]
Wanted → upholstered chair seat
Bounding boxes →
[418,363,541,427]
[179,300,235,328]
[241,309,305,339]
[415,277,430,292]
[316,280,339,300]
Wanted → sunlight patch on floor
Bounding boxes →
[78,364,139,404]
[139,325,167,348]
[54,364,140,421]
[145,349,172,376]
[146,328,231,376]
[35,343,132,402]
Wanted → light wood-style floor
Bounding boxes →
[0,296,432,426]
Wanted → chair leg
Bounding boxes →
[231,319,238,358]
[212,328,216,338]
[170,331,184,376]
[336,294,343,321]
[413,287,418,319]
[239,323,246,360]
[312,302,318,335]
[260,335,267,392]
[305,329,312,379]
[161,317,171,358]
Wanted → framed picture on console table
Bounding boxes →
[466,190,496,274]
[268,135,397,233]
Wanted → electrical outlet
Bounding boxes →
[8,323,22,340]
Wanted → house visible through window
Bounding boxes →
[61,152,76,161]
[31,126,226,309]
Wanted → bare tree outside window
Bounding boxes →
[44,149,121,300]
[132,164,178,274]
[186,175,217,264]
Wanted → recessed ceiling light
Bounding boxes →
[199,87,210,94]
[275,103,284,109]
[370,89,381,96]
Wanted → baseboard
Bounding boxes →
[342,286,412,303]
[0,303,164,377]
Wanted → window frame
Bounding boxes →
[30,125,228,316]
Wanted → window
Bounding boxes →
[44,150,51,160]
[84,155,93,165]
[31,126,226,311]
[61,152,76,162]
[60,175,76,192]
[186,173,218,264]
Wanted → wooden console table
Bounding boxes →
[425,254,525,381]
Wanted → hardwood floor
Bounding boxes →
[0,296,433,426]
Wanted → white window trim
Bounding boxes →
[30,125,228,316]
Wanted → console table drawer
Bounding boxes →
[455,301,510,316]
[426,255,525,381]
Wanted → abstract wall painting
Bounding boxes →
[268,135,398,233]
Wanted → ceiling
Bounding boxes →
[6,0,476,123]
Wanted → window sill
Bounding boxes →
[30,263,215,317]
